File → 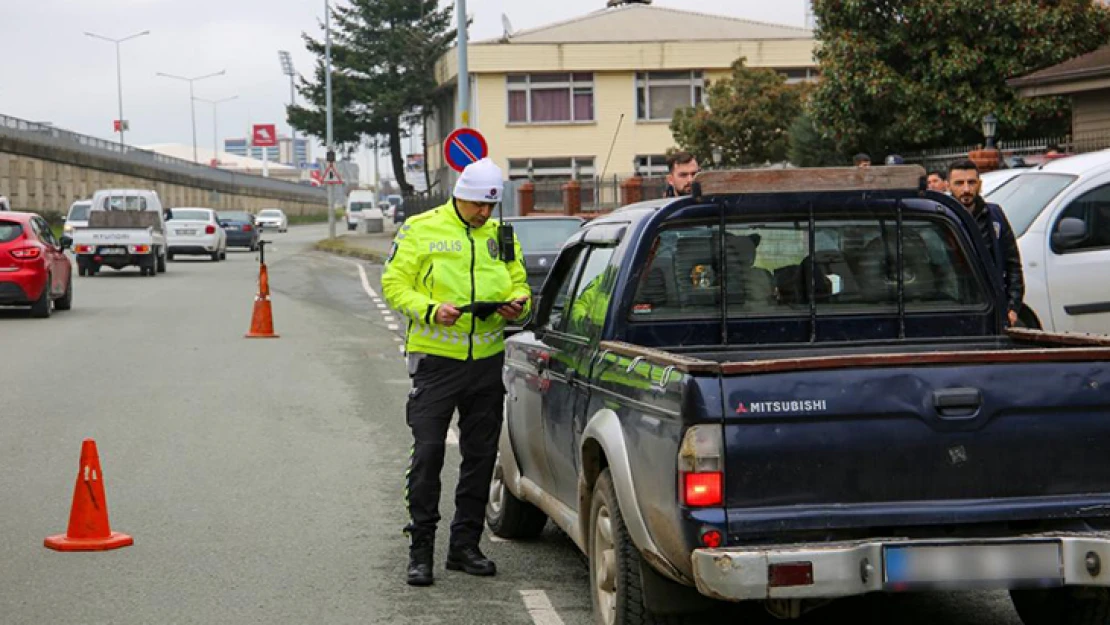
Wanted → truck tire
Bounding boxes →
[30,277,52,318]
[78,264,87,277]
[55,273,73,311]
[1011,588,1110,625]
[486,459,547,539]
[589,469,683,625]
[157,251,167,273]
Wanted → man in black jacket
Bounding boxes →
[948,160,1024,326]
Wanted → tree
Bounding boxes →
[810,0,1110,155]
[289,0,455,193]
[670,58,807,167]
[788,111,844,167]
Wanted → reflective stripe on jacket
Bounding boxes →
[381,200,531,360]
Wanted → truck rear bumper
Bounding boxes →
[691,534,1110,602]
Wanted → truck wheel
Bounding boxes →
[157,251,167,273]
[1011,588,1110,625]
[486,459,547,539]
[168,253,175,262]
[78,264,87,277]
[30,277,52,318]
[589,469,681,625]
[55,273,73,311]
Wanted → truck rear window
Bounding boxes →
[633,217,986,320]
[0,221,22,243]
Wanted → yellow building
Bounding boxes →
[427,2,817,191]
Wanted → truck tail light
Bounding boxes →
[129,245,150,254]
[74,245,92,254]
[10,247,42,260]
[678,425,724,508]
[683,472,723,507]
[769,562,814,587]
[700,528,723,549]
[205,225,216,234]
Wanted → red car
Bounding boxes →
[0,211,73,318]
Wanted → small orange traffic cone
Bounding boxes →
[45,439,133,552]
[245,262,279,338]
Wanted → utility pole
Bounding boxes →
[85,30,150,146]
[457,0,470,128]
[325,0,336,239]
[156,69,227,163]
[278,51,298,164]
[194,95,238,165]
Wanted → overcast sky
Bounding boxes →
[0,0,809,182]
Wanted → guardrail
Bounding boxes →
[0,113,326,201]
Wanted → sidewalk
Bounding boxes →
[313,220,399,263]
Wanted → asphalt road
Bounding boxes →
[0,223,1026,625]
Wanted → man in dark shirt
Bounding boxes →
[948,160,1024,326]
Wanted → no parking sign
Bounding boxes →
[443,128,489,173]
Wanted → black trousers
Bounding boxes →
[404,352,505,549]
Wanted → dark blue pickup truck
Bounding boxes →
[486,166,1110,624]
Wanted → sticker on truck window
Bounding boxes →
[736,400,828,414]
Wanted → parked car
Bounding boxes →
[62,199,92,239]
[166,208,227,262]
[979,167,1025,196]
[256,208,289,233]
[72,189,167,277]
[985,149,1110,333]
[502,216,586,335]
[0,211,73,317]
[491,165,1110,624]
[217,211,260,251]
[347,190,378,231]
[386,194,405,223]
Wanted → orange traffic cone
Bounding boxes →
[44,439,133,552]
[245,262,279,338]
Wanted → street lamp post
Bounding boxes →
[278,51,298,164]
[85,30,150,147]
[194,96,238,166]
[712,146,724,169]
[982,113,999,150]
[324,0,337,239]
[156,69,227,163]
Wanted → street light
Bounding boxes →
[85,30,150,147]
[278,51,298,163]
[194,95,238,166]
[156,69,227,163]
[712,146,724,168]
[982,113,999,149]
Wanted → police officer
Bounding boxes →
[382,158,531,587]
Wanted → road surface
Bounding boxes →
[0,224,1025,624]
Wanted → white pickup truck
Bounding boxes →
[71,189,168,277]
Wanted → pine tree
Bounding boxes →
[289,0,455,193]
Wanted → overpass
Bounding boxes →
[0,113,328,218]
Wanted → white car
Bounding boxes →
[256,208,288,233]
[979,168,1026,196]
[166,207,227,262]
[62,199,92,239]
[985,150,1110,334]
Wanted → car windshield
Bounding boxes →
[986,173,1077,236]
[387,196,402,206]
[102,196,147,211]
[0,221,22,243]
[259,210,281,216]
[169,210,211,222]
[511,219,584,253]
[68,204,90,221]
[350,202,375,211]
[218,212,251,222]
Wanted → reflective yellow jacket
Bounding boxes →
[382,200,531,360]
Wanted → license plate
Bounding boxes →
[177,229,196,236]
[884,542,1062,589]
[98,248,127,255]
[226,225,240,231]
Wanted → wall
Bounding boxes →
[0,116,328,218]
[1072,89,1110,138]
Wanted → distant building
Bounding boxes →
[426,2,817,189]
[224,136,311,166]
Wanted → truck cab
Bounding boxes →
[490,166,1110,624]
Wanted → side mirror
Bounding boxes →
[1052,217,1087,250]
[61,217,67,223]
[60,235,73,249]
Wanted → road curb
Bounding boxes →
[314,238,390,263]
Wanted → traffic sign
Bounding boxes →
[444,128,489,173]
[252,124,277,148]
[321,162,344,185]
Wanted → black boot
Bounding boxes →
[446,544,496,576]
[407,536,434,587]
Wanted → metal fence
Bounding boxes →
[904,133,1110,171]
[0,113,326,201]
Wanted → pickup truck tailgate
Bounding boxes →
[722,358,1110,535]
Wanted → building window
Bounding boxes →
[635,155,670,177]
[508,157,597,180]
[780,68,818,85]
[507,73,595,124]
[636,71,704,122]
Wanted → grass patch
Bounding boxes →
[314,237,389,263]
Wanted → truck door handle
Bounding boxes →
[933,388,982,419]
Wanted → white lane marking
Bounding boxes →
[520,590,565,625]
[394,337,403,342]
[397,345,405,354]
[350,260,381,299]
[387,324,400,331]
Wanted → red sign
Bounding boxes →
[252,124,277,148]
[443,128,489,173]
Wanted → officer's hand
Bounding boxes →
[436,303,462,326]
[1008,309,1019,327]
[497,298,529,321]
